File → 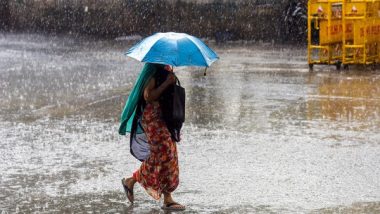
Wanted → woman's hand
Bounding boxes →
[164,73,176,86]
[144,74,176,103]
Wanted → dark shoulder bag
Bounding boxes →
[155,69,186,142]
[160,77,186,142]
[172,78,185,123]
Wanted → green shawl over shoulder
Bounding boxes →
[119,63,164,135]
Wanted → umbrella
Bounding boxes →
[125,32,219,67]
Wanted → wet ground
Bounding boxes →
[0,33,380,213]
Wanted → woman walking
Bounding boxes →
[118,63,185,211]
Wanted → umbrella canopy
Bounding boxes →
[126,32,219,67]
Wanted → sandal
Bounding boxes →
[161,202,186,211]
[121,178,134,203]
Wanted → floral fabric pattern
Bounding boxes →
[133,103,179,200]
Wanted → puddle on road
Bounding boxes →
[0,33,379,213]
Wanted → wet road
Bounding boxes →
[0,33,380,213]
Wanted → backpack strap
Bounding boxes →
[175,76,181,86]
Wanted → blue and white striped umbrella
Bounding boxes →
[125,32,219,67]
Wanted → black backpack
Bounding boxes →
[154,68,185,142]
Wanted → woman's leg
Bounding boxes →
[124,176,136,190]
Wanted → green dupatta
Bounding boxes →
[119,63,164,135]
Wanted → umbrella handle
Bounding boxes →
[204,67,208,76]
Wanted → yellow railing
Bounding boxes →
[342,0,380,65]
[308,0,345,69]
[308,0,380,69]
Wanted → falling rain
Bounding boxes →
[0,0,380,213]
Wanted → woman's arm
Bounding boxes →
[144,74,176,103]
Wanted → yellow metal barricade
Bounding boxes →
[308,0,345,70]
[342,0,380,66]
[308,0,380,69]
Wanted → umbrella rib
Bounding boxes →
[126,33,164,61]
[185,36,213,67]
[175,39,179,66]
